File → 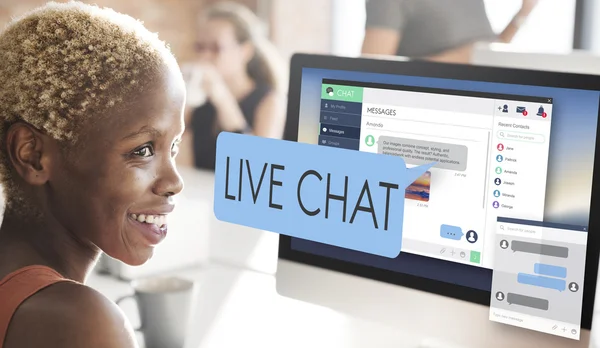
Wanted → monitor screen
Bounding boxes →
[290,67,599,293]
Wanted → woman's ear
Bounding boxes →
[5,123,53,186]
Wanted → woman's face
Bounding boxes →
[195,18,252,79]
[46,66,186,266]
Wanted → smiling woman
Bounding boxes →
[0,1,185,348]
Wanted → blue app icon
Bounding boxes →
[494,190,501,197]
[496,154,503,162]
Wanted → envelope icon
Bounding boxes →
[516,106,526,113]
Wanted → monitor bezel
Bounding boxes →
[279,53,600,330]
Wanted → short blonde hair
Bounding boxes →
[0,1,178,211]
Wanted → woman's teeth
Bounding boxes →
[130,214,167,227]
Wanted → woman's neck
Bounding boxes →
[0,209,101,283]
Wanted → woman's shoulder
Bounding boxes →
[4,281,137,348]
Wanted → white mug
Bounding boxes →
[181,62,207,108]
[117,276,196,348]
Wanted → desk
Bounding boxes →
[88,262,427,348]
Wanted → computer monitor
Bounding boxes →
[277,54,600,348]
[471,42,600,75]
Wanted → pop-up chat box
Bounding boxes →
[377,136,468,171]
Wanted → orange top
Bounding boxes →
[0,266,71,348]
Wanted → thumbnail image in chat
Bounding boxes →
[405,171,431,202]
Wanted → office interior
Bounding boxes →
[2,0,600,347]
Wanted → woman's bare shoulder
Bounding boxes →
[4,281,138,348]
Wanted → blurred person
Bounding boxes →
[0,2,185,347]
[178,1,287,170]
[361,0,539,64]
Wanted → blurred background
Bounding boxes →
[0,0,590,69]
[0,0,598,278]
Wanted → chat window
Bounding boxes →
[490,217,587,340]
[319,79,554,269]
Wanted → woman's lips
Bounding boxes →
[128,213,168,245]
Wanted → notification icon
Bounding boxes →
[497,143,504,151]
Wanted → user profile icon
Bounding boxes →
[492,201,500,209]
[326,86,334,96]
[500,240,509,249]
[569,282,579,293]
[365,135,375,147]
[496,291,505,301]
[494,178,502,186]
[466,230,478,243]
[496,154,503,162]
[493,190,501,197]
[495,166,503,175]
[497,143,504,151]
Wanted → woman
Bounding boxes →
[0,2,185,347]
[179,1,287,170]
[361,0,539,64]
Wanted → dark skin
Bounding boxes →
[0,64,186,348]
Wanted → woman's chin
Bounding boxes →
[109,247,156,267]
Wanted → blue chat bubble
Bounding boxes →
[440,224,463,241]
[213,132,435,258]
[517,273,566,292]
[534,263,567,279]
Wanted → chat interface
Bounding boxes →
[319,80,553,268]
[490,217,587,340]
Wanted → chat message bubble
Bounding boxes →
[377,136,468,171]
[511,240,569,258]
[213,132,435,258]
[517,273,566,292]
[440,224,463,241]
[534,263,567,278]
[507,293,549,311]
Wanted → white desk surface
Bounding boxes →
[88,262,423,348]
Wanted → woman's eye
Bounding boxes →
[133,145,154,157]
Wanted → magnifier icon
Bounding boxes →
[500,225,505,230]
[499,132,505,137]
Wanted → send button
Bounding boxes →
[440,224,463,241]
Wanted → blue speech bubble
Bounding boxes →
[213,132,435,258]
[440,224,463,241]
[534,263,567,279]
[517,273,566,292]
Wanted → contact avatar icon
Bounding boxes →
[500,240,509,249]
[467,230,478,243]
[496,291,505,301]
[326,86,334,96]
[365,135,375,147]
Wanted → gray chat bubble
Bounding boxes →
[507,293,549,311]
[511,240,569,258]
[377,136,468,171]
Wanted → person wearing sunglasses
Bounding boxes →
[178,2,287,170]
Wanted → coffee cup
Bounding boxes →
[116,276,195,348]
